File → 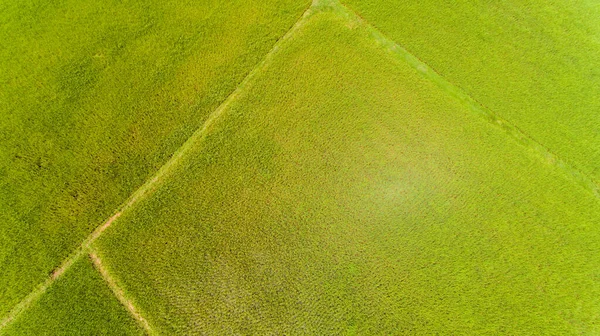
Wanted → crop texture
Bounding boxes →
[96,4,600,334]
[2,257,142,335]
[2,0,600,334]
[0,0,310,317]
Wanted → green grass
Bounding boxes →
[0,0,310,316]
[1,257,142,336]
[95,4,600,334]
[341,0,600,185]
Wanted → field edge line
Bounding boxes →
[88,250,154,335]
[0,250,86,333]
[0,2,317,332]
[334,0,600,200]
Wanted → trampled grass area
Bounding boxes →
[1,257,142,336]
[342,0,600,185]
[94,3,600,334]
[0,0,310,316]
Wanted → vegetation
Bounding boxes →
[342,0,600,184]
[1,257,142,335]
[2,0,600,334]
[95,3,600,334]
[0,0,310,316]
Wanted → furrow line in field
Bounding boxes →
[0,2,317,332]
[333,0,600,200]
[89,251,154,335]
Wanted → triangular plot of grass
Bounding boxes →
[1,257,143,336]
[0,0,310,317]
[94,3,600,334]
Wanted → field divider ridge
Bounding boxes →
[333,0,600,200]
[0,1,319,332]
[89,250,154,335]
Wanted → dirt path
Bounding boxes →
[89,251,153,334]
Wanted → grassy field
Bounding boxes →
[93,2,600,334]
[0,0,309,316]
[2,0,600,334]
[342,0,600,185]
[1,257,142,335]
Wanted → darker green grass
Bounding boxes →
[1,257,142,336]
[0,0,310,317]
[96,6,600,334]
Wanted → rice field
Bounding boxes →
[0,0,309,319]
[343,0,600,184]
[2,257,143,335]
[2,0,600,334]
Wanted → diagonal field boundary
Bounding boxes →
[0,2,319,332]
[89,250,154,334]
[330,0,600,201]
